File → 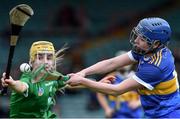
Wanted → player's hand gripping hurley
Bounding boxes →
[0,4,34,95]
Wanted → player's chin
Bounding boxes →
[133,46,146,54]
[134,46,141,52]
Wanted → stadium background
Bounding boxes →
[0,0,180,118]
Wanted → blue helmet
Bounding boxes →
[130,17,172,55]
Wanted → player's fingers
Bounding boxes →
[2,82,8,87]
[4,79,12,83]
[65,80,71,86]
[4,79,15,86]
[1,77,5,84]
[107,76,116,83]
[2,72,6,78]
[1,74,7,84]
[66,78,75,85]
[100,76,116,83]
[67,73,75,77]
[106,75,116,80]
[2,83,8,87]
[2,72,13,80]
[1,78,8,87]
[9,76,13,81]
[99,78,111,83]
[66,78,71,84]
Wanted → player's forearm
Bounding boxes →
[66,85,86,89]
[9,81,28,93]
[80,77,141,96]
[82,59,116,76]
[82,53,132,76]
[81,78,122,96]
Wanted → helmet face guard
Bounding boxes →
[130,27,157,55]
[130,17,172,55]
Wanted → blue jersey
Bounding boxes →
[128,47,180,118]
[108,73,143,118]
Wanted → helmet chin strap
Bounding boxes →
[136,45,164,56]
[132,45,146,55]
[132,42,162,55]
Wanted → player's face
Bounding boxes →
[32,53,55,71]
[130,28,152,55]
[134,35,150,52]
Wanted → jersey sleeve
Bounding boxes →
[127,50,142,62]
[19,73,32,97]
[53,76,69,89]
[132,64,163,90]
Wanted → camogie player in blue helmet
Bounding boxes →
[67,17,180,118]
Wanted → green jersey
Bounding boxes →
[10,73,66,118]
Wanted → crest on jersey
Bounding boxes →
[38,87,44,96]
[143,56,150,61]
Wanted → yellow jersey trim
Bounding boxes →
[149,49,163,66]
[138,76,178,95]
